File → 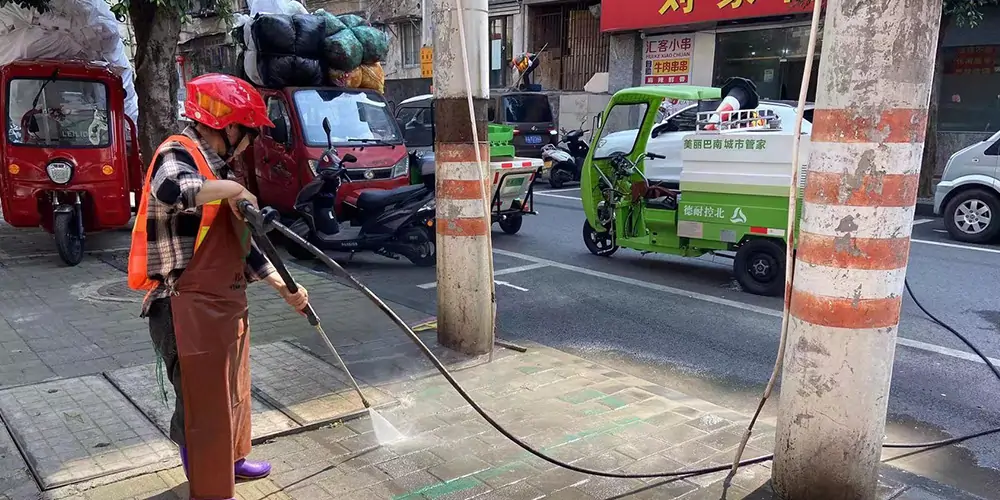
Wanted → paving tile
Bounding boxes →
[474,479,545,499]
[574,476,646,498]
[615,436,673,461]
[474,460,540,489]
[427,456,492,482]
[541,486,597,499]
[618,479,699,499]
[525,466,588,493]
[662,441,721,466]
[0,375,177,489]
[107,361,299,441]
[0,418,41,499]
[250,341,393,424]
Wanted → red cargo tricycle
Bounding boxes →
[0,60,142,265]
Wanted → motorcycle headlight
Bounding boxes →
[46,161,73,185]
[308,160,319,176]
[391,156,409,178]
[419,198,435,211]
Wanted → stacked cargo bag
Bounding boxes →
[313,11,389,92]
[244,13,326,88]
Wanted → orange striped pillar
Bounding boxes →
[432,0,495,355]
[772,0,942,497]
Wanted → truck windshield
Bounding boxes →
[7,78,110,148]
[292,89,402,147]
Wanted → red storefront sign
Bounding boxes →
[601,0,815,32]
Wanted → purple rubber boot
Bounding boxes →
[234,457,271,480]
[179,447,189,477]
[180,446,271,480]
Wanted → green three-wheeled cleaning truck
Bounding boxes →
[580,80,810,296]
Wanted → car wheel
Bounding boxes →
[734,238,785,297]
[944,188,1000,244]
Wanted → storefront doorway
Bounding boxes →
[713,24,822,102]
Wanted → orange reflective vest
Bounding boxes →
[128,135,223,291]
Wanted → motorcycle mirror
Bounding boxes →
[343,153,358,163]
[322,117,333,149]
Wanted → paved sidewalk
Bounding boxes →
[0,225,987,500]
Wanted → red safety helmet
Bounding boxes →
[183,74,274,130]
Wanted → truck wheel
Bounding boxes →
[499,214,523,234]
[734,238,785,297]
[54,210,85,266]
[944,188,1000,243]
[583,219,617,257]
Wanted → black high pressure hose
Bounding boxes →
[237,201,1000,479]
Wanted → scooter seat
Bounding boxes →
[357,185,428,211]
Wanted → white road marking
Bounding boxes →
[896,337,1000,367]
[535,192,584,201]
[416,262,548,289]
[491,247,1000,367]
[495,280,529,292]
[524,193,1000,257]
[911,238,1000,255]
[492,248,781,317]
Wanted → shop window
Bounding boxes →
[713,24,822,102]
[938,45,1000,133]
[399,21,421,68]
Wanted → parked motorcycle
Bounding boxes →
[542,128,589,189]
[283,118,436,266]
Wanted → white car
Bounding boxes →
[593,100,814,183]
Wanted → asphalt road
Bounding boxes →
[299,185,1000,497]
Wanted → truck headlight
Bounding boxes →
[308,160,319,176]
[391,156,409,178]
[46,161,73,185]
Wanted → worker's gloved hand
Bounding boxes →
[279,283,309,314]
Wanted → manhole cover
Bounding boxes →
[97,281,145,301]
[71,278,143,304]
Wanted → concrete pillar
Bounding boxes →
[772,0,942,498]
[431,0,496,355]
[608,32,640,93]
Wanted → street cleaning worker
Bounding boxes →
[127,73,309,500]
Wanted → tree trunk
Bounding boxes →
[919,18,949,198]
[129,0,182,167]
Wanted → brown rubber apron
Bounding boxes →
[171,208,252,499]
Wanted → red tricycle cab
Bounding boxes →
[0,60,141,265]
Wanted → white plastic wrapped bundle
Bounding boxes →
[0,0,138,122]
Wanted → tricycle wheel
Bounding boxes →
[582,219,617,257]
[54,210,84,266]
[499,214,523,234]
[285,236,317,261]
[734,238,785,297]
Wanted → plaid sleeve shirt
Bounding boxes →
[140,127,275,316]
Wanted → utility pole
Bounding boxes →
[772,0,942,498]
[431,0,495,355]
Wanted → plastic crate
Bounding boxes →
[488,124,515,159]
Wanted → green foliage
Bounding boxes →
[945,0,999,26]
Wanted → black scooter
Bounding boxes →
[542,128,589,189]
[283,118,437,266]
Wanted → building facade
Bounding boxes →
[599,0,1000,181]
